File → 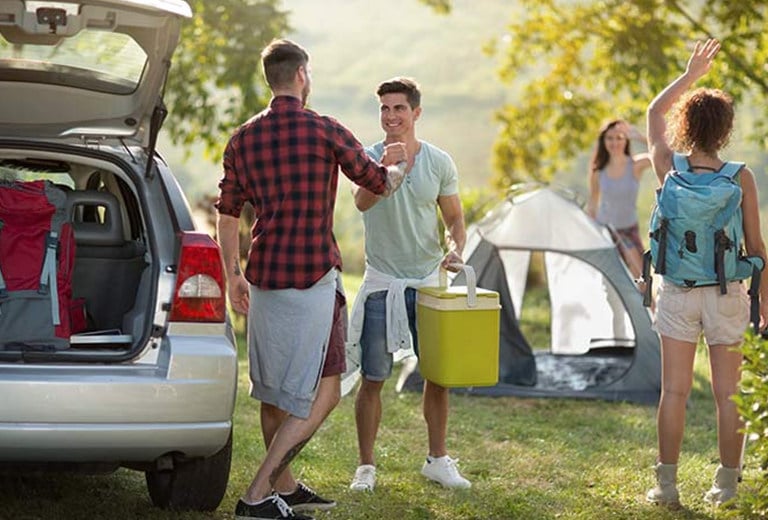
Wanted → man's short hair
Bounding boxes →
[376,77,421,109]
[261,39,309,90]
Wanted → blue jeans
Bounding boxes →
[359,288,418,380]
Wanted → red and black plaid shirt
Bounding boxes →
[215,96,388,289]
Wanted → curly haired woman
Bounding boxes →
[645,38,768,509]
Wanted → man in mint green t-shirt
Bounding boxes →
[347,77,469,492]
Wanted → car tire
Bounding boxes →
[145,429,232,511]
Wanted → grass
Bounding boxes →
[0,273,754,519]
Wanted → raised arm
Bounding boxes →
[632,153,652,179]
[647,39,720,183]
[616,121,651,179]
[352,142,407,212]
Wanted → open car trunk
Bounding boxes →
[0,145,159,361]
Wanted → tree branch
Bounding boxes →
[667,0,768,95]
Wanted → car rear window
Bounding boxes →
[0,158,74,188]
[0,2,147,94]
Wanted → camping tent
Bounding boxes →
[398,185,661,404]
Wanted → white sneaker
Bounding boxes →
[421,455,471,489]
[350,464,376,491]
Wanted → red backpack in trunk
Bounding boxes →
[0,180,78,350]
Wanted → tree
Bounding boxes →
[421,0,768,189]
[164,0,291,162]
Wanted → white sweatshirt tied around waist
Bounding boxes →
[348,264,440,353]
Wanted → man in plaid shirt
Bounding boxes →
[216,39,406,520]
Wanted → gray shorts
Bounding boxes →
[655,280,749,346]
[247,269,338,419]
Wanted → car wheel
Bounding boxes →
[145,429,232,511]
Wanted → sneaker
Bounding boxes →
[278,481,336,512]
[350,464,376,491]
[421,455,471,489]
[234,495,314,520]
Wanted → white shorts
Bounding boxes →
[655,280,749,346]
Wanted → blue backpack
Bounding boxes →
[644,154,763,323]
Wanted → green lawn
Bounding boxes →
[0,272,755,519]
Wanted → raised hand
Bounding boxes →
[686,38,720,80]
[381,142,407,166]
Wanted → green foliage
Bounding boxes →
[164,1,291,162]
[417,0,452,15]
[733,331,768,518]
[518,279,552,349]
[334,184,366,275]
[485,0,768,188]
[458,186,499,227]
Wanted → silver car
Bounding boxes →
[0,0,237,511]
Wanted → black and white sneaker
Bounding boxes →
[234,494,314,520]
[278,481,336,512]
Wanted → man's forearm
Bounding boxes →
[216,214,242,283]
[353,185,380,212]
[446,222,466,256]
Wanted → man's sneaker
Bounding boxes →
[234,494,314,520]
[278,481,336,512]
[350,464,376,491]
[421,455,471,489]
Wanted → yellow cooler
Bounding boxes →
[416,265,500,387]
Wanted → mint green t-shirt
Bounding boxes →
[363,140,459,279]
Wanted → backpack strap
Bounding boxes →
[38,231,61,326]
[654,218,669,274]
[673,154,745,178]
[642,250,653,307]
[718,161,745,179]
[747,258,764,333]
[714,230,732,294]
[0,220,6,299]
[714,160,748,294]
[672,153,691,172]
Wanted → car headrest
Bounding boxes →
[65,190,124,246]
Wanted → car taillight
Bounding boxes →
[170,232,226,322]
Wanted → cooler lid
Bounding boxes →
[417,286,500,311]
[418,286,498,299]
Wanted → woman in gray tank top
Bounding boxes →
[587,119,651,281]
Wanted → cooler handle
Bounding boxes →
[439,263,477,308]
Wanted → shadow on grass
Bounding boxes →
[0,470,222,519]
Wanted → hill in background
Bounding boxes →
[161,0,517,201]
